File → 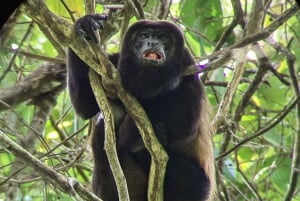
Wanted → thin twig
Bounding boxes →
[216,96,300,161]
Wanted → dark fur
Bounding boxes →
[67,16,213,201]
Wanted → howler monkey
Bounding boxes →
[67,14,215,201]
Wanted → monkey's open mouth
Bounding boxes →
[142,51,164,60]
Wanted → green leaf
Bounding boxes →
[179,0,222,55]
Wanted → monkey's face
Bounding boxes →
[118,20,187,98]
[131,28,174,67]
[120,20,185,70]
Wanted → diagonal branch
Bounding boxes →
[21,1,167,200]
[0,131,102,201]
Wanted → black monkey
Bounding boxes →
[67,14,215,201]
[0,1,25,30]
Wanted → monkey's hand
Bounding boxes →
[74,14,108,43]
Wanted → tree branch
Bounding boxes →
[216,96,300,161]
[0,131,102,201]
[89,70,130,201]
[21,1,167,200]
[5,82,63,200]
[0,63,65,112]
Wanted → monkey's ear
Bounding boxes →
[74,14,108,43]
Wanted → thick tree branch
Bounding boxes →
[89,70,130,201]
[0,63,65,112]
[21,1,167,200]
[126,0,145,19]
[89,41,168,200]
[156,0,171,19]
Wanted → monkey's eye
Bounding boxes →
[157,34,168,42]
[138,32,150,39]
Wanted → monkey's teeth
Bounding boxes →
[144,52,162,60]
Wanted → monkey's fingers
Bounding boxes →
[74,14,107,43]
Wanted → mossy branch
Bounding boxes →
[89,70,130,201]
[21,1,168,200]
